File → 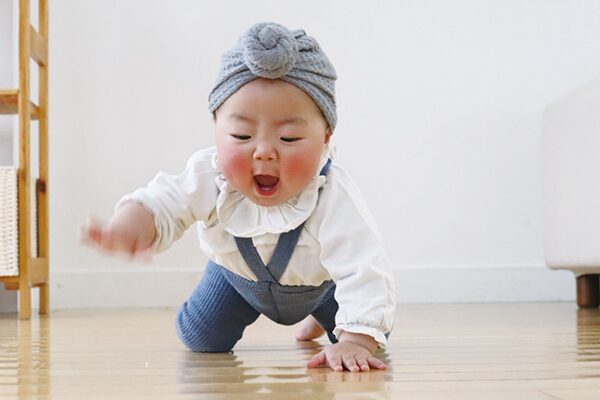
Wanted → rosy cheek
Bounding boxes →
[220,151,250,183]
[284,153,319,185]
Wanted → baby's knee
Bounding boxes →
[175,306,233,353]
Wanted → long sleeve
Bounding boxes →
[117,147,220,253]
[307,165,396,348]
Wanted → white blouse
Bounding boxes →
[118,146,395,348]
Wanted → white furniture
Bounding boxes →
[543,77,600,308]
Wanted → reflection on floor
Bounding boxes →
[0,303,599,399]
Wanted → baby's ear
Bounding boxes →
[324,129,331,144]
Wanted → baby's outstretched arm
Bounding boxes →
[80,202,156,259]
[306,331,386,372]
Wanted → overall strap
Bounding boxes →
[234,158,332,283]
[234,236,275,282]
[234,223,304,283]
[319,158,332,177]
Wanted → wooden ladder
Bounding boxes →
[0,0,49,319]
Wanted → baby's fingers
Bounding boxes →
[79,217,104,246]
[82,222,122,253]
[356,356,370,372]
[342,355,360,372]
[307,350,344,372]
[306,351,327,369]
[367,356,387,370]
[327,354,343,372]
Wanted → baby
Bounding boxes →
[81,22,395,373]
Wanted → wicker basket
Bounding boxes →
[0,167,18,276]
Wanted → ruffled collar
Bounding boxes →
[213,146,333,238]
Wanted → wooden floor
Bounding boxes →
[1,303,599,399]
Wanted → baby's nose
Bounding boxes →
[253,142,277,161]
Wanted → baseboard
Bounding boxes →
[45,264,576,310]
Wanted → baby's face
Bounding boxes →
[215,78,330,207]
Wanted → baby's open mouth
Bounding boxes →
[254,175,280,196]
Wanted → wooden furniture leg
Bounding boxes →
[19,280,31,320]
[576,274,600,308]
[38,282,49,314]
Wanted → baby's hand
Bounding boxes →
[79,203,156,261]
[306,332,386,372]
[79,215,152,262]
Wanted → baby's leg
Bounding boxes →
[295,315,326,341]
[176,263,260,352]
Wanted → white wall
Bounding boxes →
[47,0,600,309]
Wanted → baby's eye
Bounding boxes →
[231,134,251,140]
[281,137,301,143]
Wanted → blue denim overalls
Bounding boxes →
[176,160,339,352]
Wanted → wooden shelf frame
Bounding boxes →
[0,89,40,119]
[0,0,49,320]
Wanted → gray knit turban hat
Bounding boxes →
[208,22,338,132]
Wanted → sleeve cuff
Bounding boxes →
[333,323,389,349]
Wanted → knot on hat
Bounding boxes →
[242,22,297,79]
[209,22,338,131]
